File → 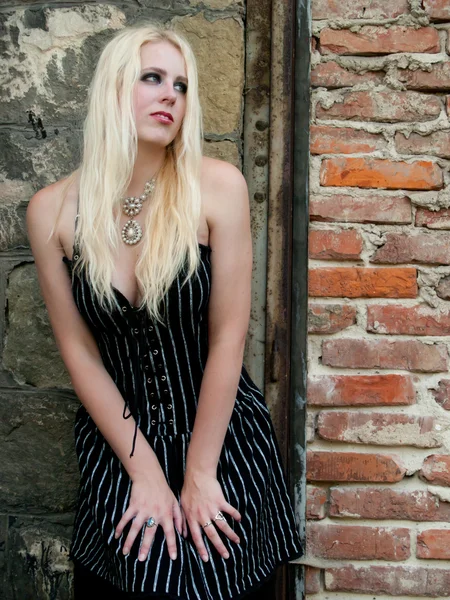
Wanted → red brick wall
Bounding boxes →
[306,1,450,596]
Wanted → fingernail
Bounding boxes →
[139,553,146,561]
[223,552,229,559]
[123,547,129,555]
[170,553,177,560]
[202,554,209,562]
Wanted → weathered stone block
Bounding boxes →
[203,140,240,168]
[173,13,244,134]
[4,263,71,388]
[0,6,126,126]
[5,516,73,600]
[0,180,34,251]
[0,130,81,190]
[0,391,79,512]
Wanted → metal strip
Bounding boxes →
[290,0,311,598]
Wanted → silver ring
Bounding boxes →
[146,517,156,528]
[202,521,213,528]
[214,511,226,521]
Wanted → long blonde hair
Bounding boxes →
[68,23,203,322]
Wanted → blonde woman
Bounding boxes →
[27,23,303,600]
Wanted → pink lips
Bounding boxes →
[150,112,174,124]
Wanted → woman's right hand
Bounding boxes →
[114,473,183,562]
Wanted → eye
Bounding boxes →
[142,72,161,83]
[174,81,188,94]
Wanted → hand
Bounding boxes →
[180,469,241,562]
[114,473,183,562]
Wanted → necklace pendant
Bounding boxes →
[123,197,143,217]
[121,219,142,245]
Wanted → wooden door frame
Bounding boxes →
[244,0,311,598]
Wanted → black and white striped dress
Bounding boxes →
[63,234,303,599]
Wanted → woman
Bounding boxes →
[26,22,303,600]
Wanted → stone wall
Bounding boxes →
[306,0,450,597]
[0,1,244,598]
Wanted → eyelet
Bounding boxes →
[153,350,158,355]
[151,419,156,425]
[164,389,169,395]
[144,365,149,371]
[151,405,157,410]
[168,419,174,425]
[133,328,139,334]
[161,376,166,381]
[150,392,155,397]
[148,326,154,331]
[147,378,152,383]
[122,306,127,312]
[167,404,172,410]
[73,254,79,261]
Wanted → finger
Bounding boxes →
[221,502,242,523]
[172,501,183,537]
[189,519,209,562]
[202,521,230,559]
[214,517,240,545]
[123,516,146,555]
[162,519,178,561]
[138,521,158,561]
[181,509,188,538]
[115,507,137,539]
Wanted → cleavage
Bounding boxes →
[111,250,142,308]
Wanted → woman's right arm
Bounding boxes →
[26,186,182,561]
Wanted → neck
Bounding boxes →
[127,143,167,195]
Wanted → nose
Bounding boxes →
[160,81,177,104]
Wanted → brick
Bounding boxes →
[322,338,448,372]
[307,451,406,482]
[372,232,450,265]
[318,411,442,448]
[316,91,441,123]
[330,487,450,521]
[431,379,450,410]
[308,303,356,334]
[310,125,385,154]
[308,523,410,560]
[309,267,417,298]
[311,61,384,88]
[416,207,450,230]
[417,530,450,559]
[320,157,443,190]
[320,26,439,56]
[424,0,450,20]
[307,374,416,406]
[310,194,412,224]
[307,485,327,519]
[326,565,450,596]
[420,455,450,487]
[399,62,450,91]
[312,0,409,19]
[305,566,321,594]
[309,229,363,260]
[367,304,450,335]
[437,275,450,299]
[396,131,450,159]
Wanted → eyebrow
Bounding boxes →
[140,66,188,85]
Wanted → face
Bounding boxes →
[132,40,188,148]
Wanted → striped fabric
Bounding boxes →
[63,237,303,599]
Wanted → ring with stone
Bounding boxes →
[146,517,156,528]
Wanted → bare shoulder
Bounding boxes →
[27,173,79,257]
[200,156,248,221]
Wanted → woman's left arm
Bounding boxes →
[181,161,253,562]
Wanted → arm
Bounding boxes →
[26,185,181,560]
[181,160,252,560]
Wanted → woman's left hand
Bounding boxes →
[180,469,241,562]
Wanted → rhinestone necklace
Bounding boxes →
[121,177,156,245]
